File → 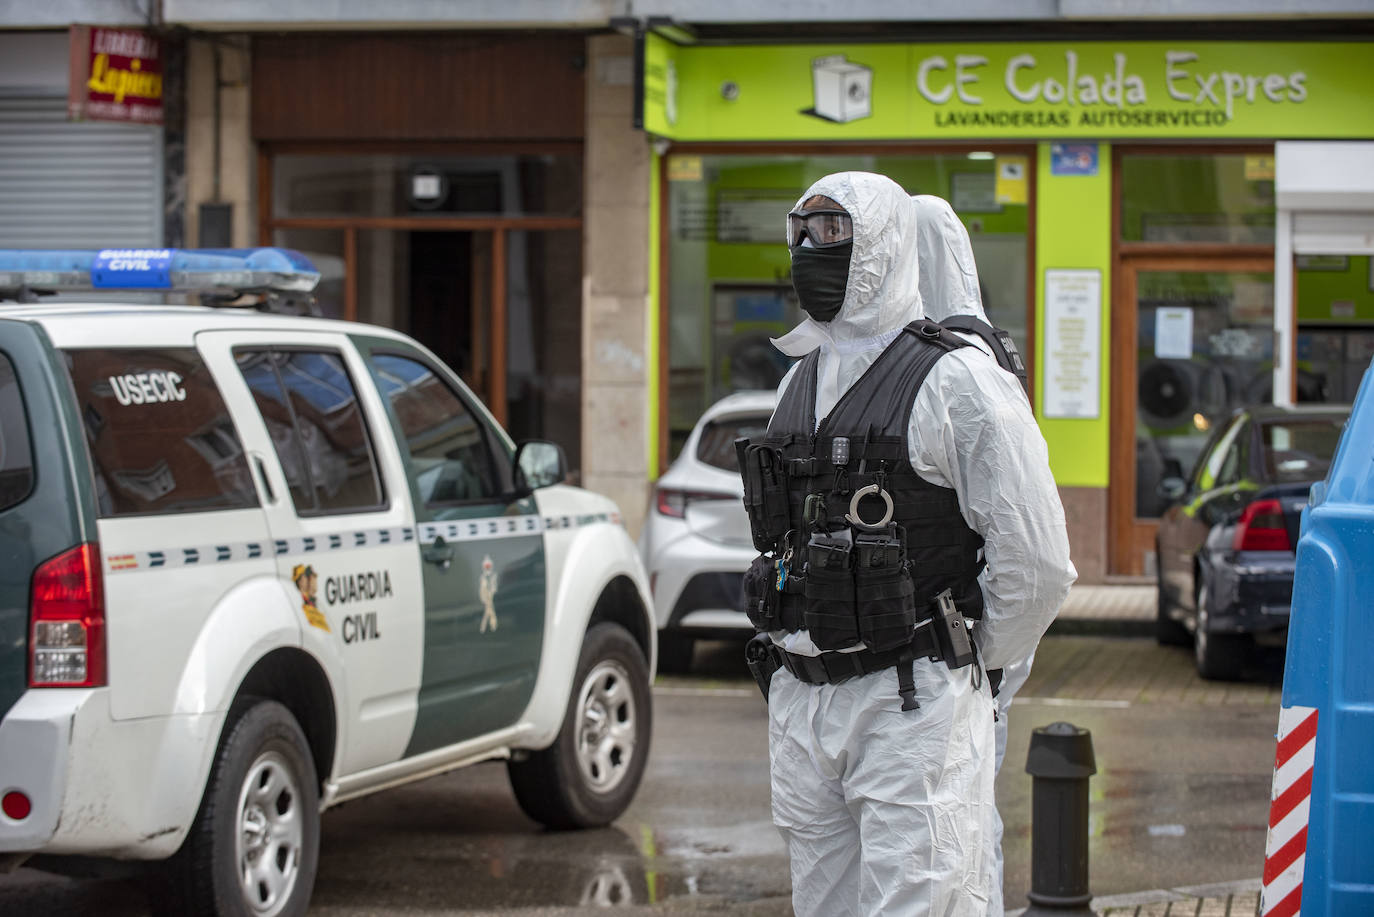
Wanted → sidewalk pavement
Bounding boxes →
[1009,877,1262,916]
[1049,583,1155,636]
[1021,586,1263,916]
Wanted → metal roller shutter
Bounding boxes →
[0,94,163,250]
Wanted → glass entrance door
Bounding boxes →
[1110,259,1275,576]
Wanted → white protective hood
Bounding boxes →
[912,194,989,325]
[772,172,923,420]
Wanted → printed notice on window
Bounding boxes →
[1154,307,1194,359]
[1043,269,1102,420]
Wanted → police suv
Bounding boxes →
[0,249,656,917]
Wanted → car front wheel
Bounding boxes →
[153,698,320,917]
[508,623,652,830]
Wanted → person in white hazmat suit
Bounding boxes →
[913,192,1045,914]
[748,172,1075,915]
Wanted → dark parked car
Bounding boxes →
[1155,404,1350,679]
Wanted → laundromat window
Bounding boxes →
[664,152,1030,459]
[272,153,582,219]
[1120,153,1276,244]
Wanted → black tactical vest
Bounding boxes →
[738,319,986,651]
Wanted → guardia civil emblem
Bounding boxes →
[292,563,330,632]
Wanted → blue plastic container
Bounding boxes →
[1267,357,1374,914]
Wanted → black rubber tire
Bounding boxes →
[152,699,320,917]
[1194,577,1249,681]
[508,623,652,830]
[1155,562,1191,647]
[655,629,694,674]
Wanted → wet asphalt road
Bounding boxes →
[2,634,1284,916]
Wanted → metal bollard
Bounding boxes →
[1023,721,1097,915]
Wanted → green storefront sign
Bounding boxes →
[644,36,1374,141]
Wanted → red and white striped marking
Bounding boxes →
[1262,705,1319,917]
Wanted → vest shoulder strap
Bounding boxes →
[937,314,1030,395]
[903,317,973,352]
[814,320,970,438]
[768,350,818,437]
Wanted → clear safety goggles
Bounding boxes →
[787,209,853,249]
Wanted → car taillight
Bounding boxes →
[29,543,106,688]
[1233,499,1292,552]
[655,487,736,518]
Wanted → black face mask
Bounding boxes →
[790,241,852,323]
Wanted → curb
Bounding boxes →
[1046,617,1155,638]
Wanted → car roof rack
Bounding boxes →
[0,248,322,313]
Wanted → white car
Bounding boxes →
[0,248,655,917]
[639,390,776,672]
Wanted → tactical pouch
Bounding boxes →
[777,570,807,632]
[736,438,791,553]
[742,553,780,631]
[854,526,917,652]
[803,529,859,650]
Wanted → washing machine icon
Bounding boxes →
[809,55,873,123]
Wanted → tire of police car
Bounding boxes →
[154,698,320,917]
[507,623,652,830]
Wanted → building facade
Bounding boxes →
[2,1,1371,580]
[639,31,1374,580]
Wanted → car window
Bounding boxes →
[1191,415,1246,493]
[64,348,258,517]
[369,353,501,506]
[1215,421,1250,488]
[1262,418,1346,483]
[696,412,771,472]
[236,349,386,516]
[0,352,34,512]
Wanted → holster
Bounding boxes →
[929,588,977,669]
[744,633,780,702]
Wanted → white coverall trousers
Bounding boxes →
[768,657,997,915]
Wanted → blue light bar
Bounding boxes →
[0,248,321,297]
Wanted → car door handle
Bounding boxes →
[251,453,277,505]
[422,537,456,571]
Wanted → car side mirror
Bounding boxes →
[1156,476,1188,503]
[513,440,567,495]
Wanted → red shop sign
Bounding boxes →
[68,25,163,125]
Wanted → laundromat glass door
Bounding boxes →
[1111,260,1274,576]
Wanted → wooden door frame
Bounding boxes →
[1107,143,1279,576]
[1109,254,1276,576]
[256,144,582,428]
[653,141,1039,475]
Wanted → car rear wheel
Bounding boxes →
[656,629,695,674]
[153,699,319,917]
[508,623,651,830]
[1194,576,1248,681]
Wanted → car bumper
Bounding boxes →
[666,571,753,637]
[1207,552,1295,636]
[0,688,219,859]
[645,530,755,636]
